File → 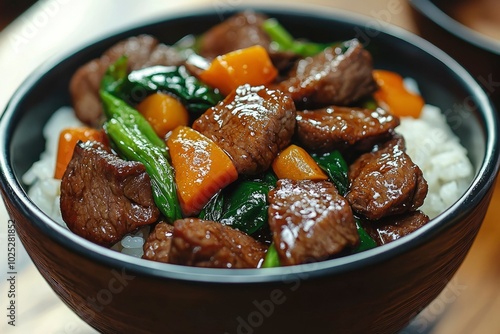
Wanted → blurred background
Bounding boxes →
[0,0,498,333]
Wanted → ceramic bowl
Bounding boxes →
[1,5,499,334]
[410,0,500,55]
[409,0,500,109]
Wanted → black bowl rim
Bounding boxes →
[1,3,499,283]
[409,0,500,55]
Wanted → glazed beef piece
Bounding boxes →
[70,34,185,127]
[197,10,299,72]
[346,136,428,220]
[268,179,359,266]
[276,39,377,108]
[193,84,296,175]
[60,141,160,246]
[296,106,400,153]
[363,211,430,246]
[169,218,267,268]
[198,11,271,59]
[143,222,175,263]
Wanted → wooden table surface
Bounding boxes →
[0,1,498,333]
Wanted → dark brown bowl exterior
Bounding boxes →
[1,5,499,334]
[2,187,494,333]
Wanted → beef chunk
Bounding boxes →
[198,11,271,59]
[268,179,359,266]
[140,43,186,68]
[276,39,377,108]
[296,106,400,153]
[169,218,267,268]
[363,211,430,246]
[60,141,160,246]
[69,35,185,127]
[197,11,300,72]
[346,136,428,220]
[142,222,174,263]
[192,84,296,175]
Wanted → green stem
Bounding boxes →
[102,95,182,223]
[262,243,281,268]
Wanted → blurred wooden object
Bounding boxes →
[430,179,500,333]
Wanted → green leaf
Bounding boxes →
[101,55,128,94]
[353,220,377,253]
[313,150,349,196]
[262,243,280,268]
[262,18,333,57]
[198,191,224,222]
[219,180,270,235]
[115,65,223,114]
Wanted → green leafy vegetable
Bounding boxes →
[199,180,270,235]
[362,98,379,110]
[261,243,281,268]
[219,180,270,235]
[313,150,349,196]
[100,91,182,222]
[172,34,200,53]
[312,150,375,253]
[103,59,223,114]
[101,55,128,94]
[353,220,377,253]
[262,18,333,57]
[255,170,278,186]
[199,172,277,235]
[198,191,224,222]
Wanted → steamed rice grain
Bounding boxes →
[22,107,85,227]
[395,105,473,218]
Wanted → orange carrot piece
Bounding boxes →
[167,126,238,216]
[373,70,425,118]
[54,127,108,179]
[136,92,189,139]
[199,45,278,95]
[272,144,328,181]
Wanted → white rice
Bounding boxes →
[397,78,474,218]
[396,105,473,218]
[24,91,474,257]
[22,106,83,227]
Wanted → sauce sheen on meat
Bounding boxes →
[296,106,400,153]
[362,211,430,245]
[60,141,160,246]
[268,179,359,266]
[347,136,428,220]
[169,218,267,268]
[193,84,296,175]
[276,39,378,108]
[143,222,174,263]
[197,10,300,72]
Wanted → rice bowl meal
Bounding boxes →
[20,10,473,266]
[23,101,473,258]
[1,5,498,334]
